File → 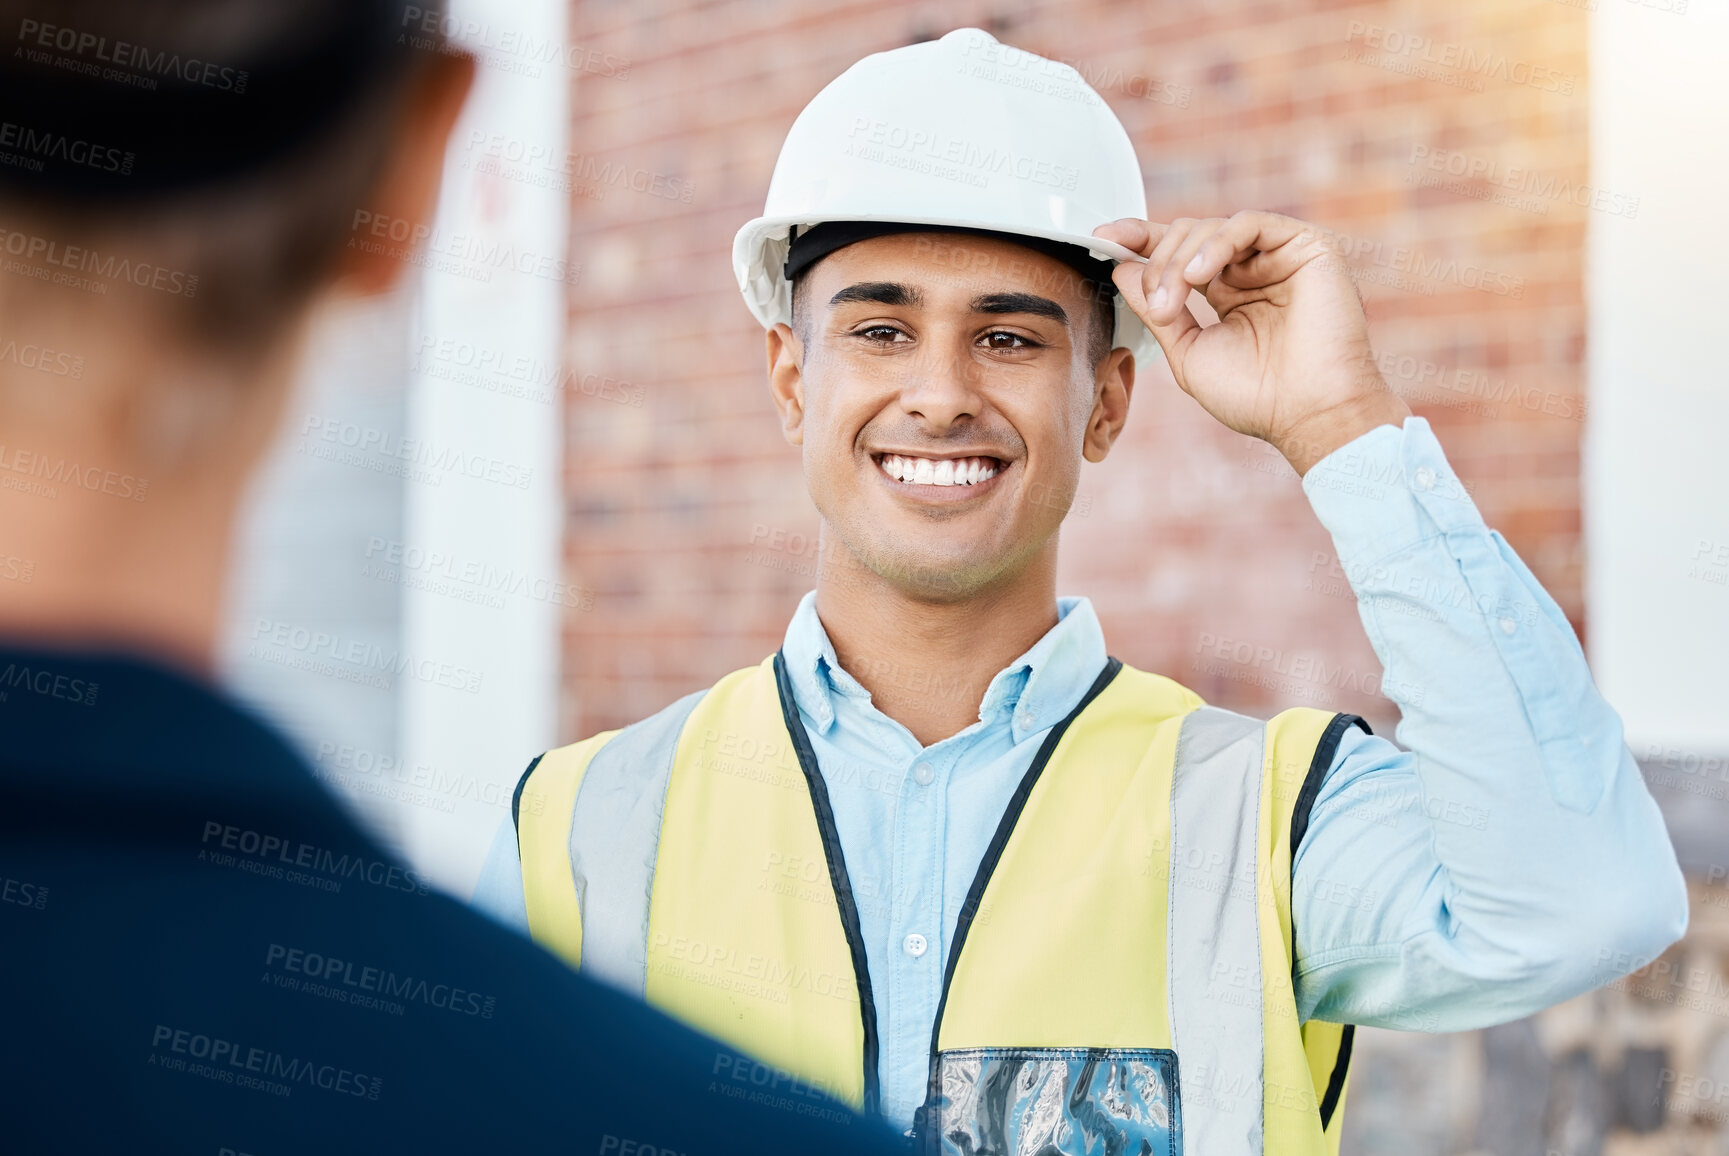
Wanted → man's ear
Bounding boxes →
[338,51,476,296]
[1082,346,1135,462]
[766,322,807,447]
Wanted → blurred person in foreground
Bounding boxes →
[481,29,1688,1155]
[0,2,900,1152]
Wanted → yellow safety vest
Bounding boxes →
[513,653,1363,1156]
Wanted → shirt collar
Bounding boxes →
[778,590,1110,744]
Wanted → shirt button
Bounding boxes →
[1498,615,1517,635]
[903,933,928,958]
[1413,466,1436,492]
[913,762,935,786]
[1014,708,1034,730]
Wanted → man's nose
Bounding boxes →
[894,350,984,432]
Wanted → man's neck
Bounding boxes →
[814,543,1061,748]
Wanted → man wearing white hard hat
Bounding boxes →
[477,28,1685,1155]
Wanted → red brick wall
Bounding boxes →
[559,0,1589,740]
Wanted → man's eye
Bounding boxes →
[855,325,910,344]
[982,331,1038,350]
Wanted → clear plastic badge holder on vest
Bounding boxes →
[923,1046,1180,1156]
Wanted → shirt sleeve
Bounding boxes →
[470,813,531,936]
[1289,417,1688,1031]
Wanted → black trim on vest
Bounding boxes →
[1289,712,1367,1136]
[773,651,883,1120]
[510,754,545,852]
[914,657,1125,1147]
[1289,713,1370,856]
[1318,1024,1355,1129]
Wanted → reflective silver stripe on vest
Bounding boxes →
[567,688,706,998]
[1168,706,1267,1156]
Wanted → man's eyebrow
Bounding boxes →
[828,282,923,307]
[970,292,1069,325]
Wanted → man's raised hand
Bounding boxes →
[1094,211,1410,476]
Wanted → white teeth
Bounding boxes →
[877,454,1002,487]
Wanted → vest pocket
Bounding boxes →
[921,1046,1180,1156]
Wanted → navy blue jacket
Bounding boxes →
[0,644,899,1154]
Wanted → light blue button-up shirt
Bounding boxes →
[475,417,1686,1133]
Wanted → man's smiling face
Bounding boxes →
[766,231,1135,603]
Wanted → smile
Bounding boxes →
[874,454,1002,487]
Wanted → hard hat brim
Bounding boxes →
[732,213,1161,368]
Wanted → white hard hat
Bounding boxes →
[732,27,1159,368]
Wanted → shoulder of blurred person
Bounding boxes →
[0,644,890,1152]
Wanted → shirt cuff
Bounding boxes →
[1300,416,1482,565]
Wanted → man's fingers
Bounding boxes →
[1098,210,1318,278]
[1093,217,1160,256]
[1101,209,1332,346]
[1221,241,1323,289]
[1140,219,1212,326]
[1111,260,1201,371]
[1162,220,1238,313]
[1150,296,1202,380]
[1111,252,1153,316]
[1182,210,1319,289]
